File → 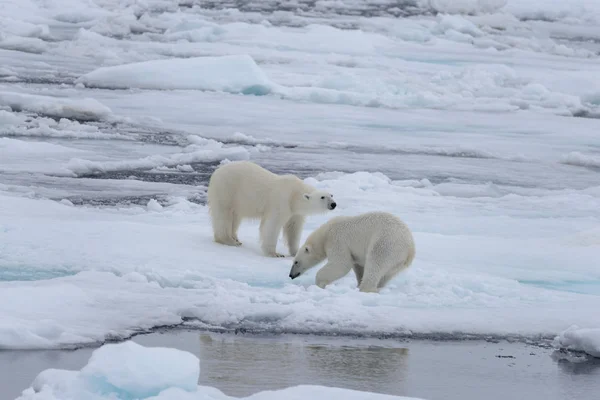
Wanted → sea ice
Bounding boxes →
[1,169,599,349]
[0,0,599,355]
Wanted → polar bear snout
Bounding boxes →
[329,202,337,210]
[289,261,301,279]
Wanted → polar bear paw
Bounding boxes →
[216,237,242,247]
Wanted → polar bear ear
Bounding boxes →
[303,193,311,200]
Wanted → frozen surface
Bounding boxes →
[0,0,599,349]
[1,174,599,349]
[16,340,422,400]
[555,326,600,358]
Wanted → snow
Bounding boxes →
[555,326,600,358]
[0,0,599,352]
[16,341,423,400]
[77,55,275,94]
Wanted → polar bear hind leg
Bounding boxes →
[210,205,241,247]
[377,246,415,289]
[359,248,396,293]
[377,264,403,289]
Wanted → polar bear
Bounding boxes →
[289,211,415,293]
[207,161,337,257]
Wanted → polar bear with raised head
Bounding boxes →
[207,161,337,257]
[289,211,415,292]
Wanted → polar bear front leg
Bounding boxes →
[315,251,353,289]
[231,211,243,246]
[315,262,352,289]
[259,213,285,257]
[283,215,305,256]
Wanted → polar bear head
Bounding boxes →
[299,190,336,214]
[289,244,323,279]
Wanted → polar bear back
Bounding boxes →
[325,212,415,266]
[208,161,314,218]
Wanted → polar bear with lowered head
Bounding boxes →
[207,161,337,257]
[289,211,415,293]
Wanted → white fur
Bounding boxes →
[207,161,336,257]
[289,211,416,293]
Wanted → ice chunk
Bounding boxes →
[247,386,423,399]
[434,14,484,37]
[76,55,274,95]
[3,115,129,140]
[31,369,77,393]
[427,0,507,15]
[0,109,26,126]
[504,0,600,24]
[560,152,600,169]
[0,137,81,155]
[79,341,200,397]
[65,139,249,176]
[0,35,48,54]
[0,92,111,121]
[0,19,50,39]
[0,137,86,175]
[16,341,423,400]
[146,199,163,212]
[555,326,600,358]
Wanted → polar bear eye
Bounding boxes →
[304,247,309,253]
[320,196,325,199]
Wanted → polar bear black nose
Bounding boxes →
[330,202,337,209]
